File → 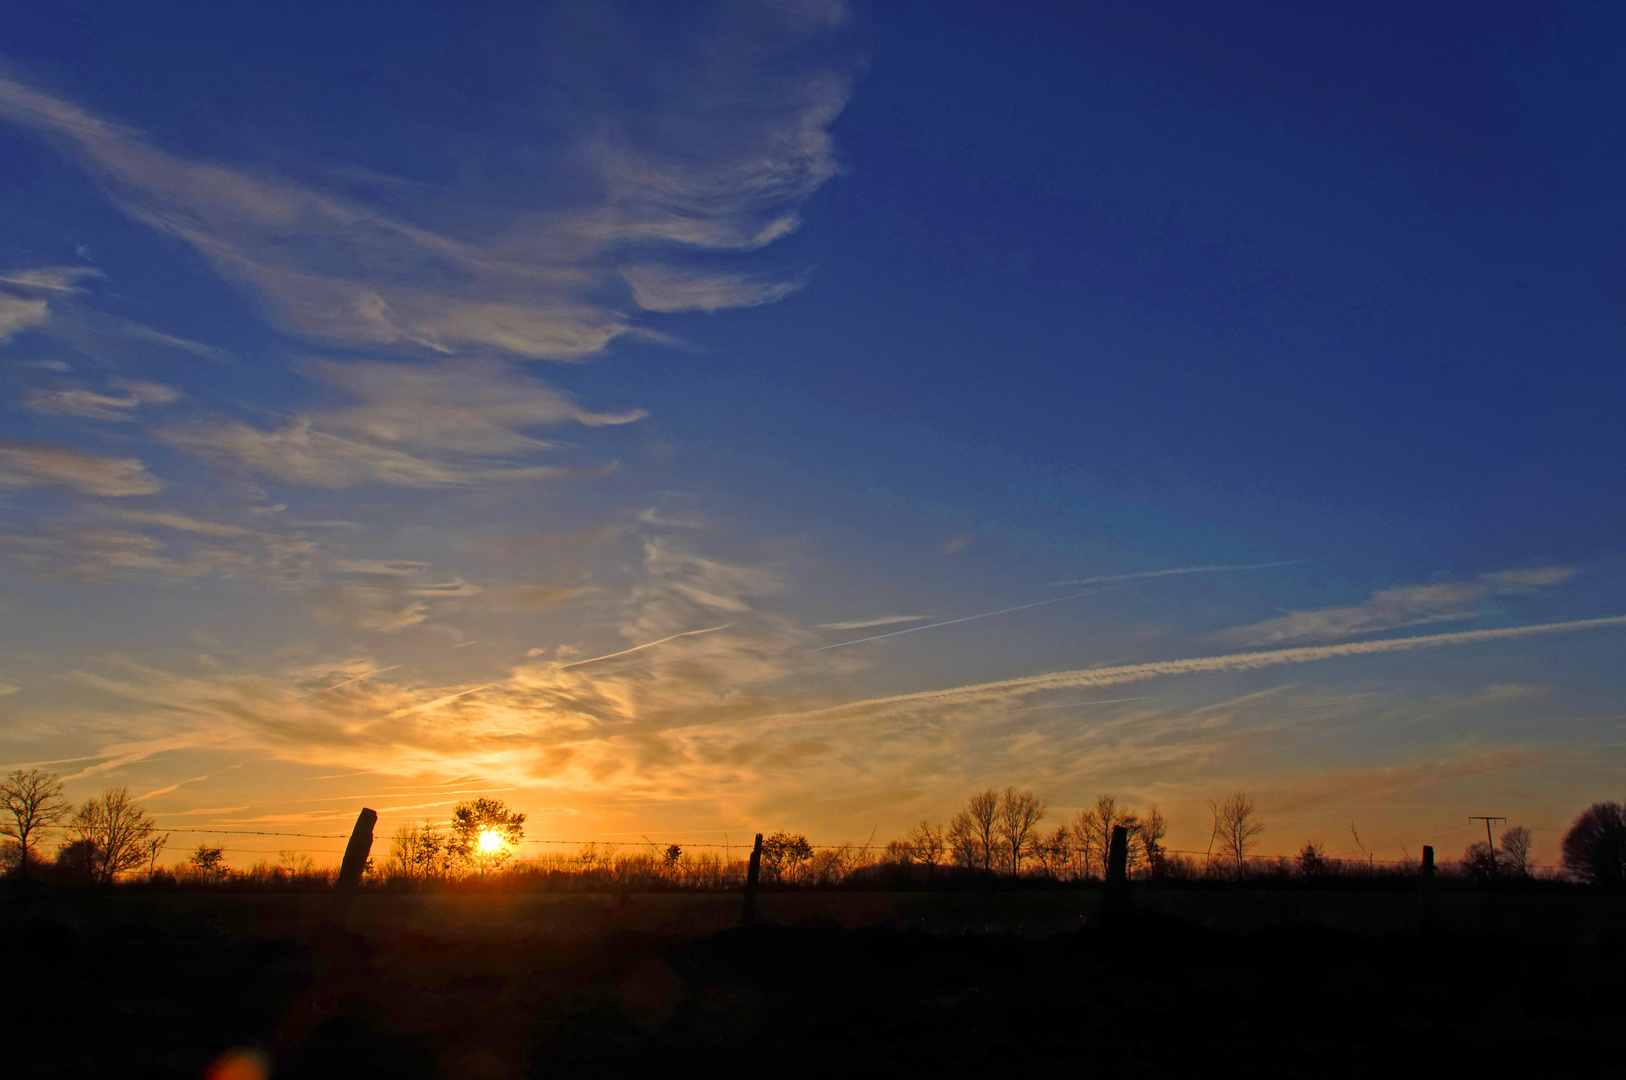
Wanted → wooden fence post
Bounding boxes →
[1101,824,1130,924]
[324,807,377,930]
[1418,844,1436,935]
[741,833,763,928]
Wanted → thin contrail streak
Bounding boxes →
[818,590,1112,650]
[1047,558,1311,587]
[796,614,1626,718]
[560,623,734,669]
[1009,696,1150,714]
[384,685,493,720]
[319,665,401,693]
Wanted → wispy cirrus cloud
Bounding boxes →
[0,5,858,363]
[25,379,179,420]
[0,264,102,341]
[817,614,929,631]
[163,360,642,488]
[0,294,50,342]
[621,265,805,312]
[0,442,161,496]
[1212,566,1578,646]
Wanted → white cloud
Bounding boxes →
[818,614,929,631]
[25,380,179,420]
[1213,566,1578,646]
[621,265,804,312]
[0,10,857,362]
[163,360,642,488]
[0,266,102,292]
[0,443,162,496]
[0,294,49,341]
[778,614,1626,725]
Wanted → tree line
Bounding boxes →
[6,767,1626,889]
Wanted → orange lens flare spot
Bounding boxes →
[203,1046,272,1080]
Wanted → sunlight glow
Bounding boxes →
[478,829,504,854]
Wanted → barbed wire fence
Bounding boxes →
[149,828,1570,873]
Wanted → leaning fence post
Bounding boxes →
[324,807,377,930]
[741,833,763,928]
[1101,824,1130,924]
[1418,844,1436,935]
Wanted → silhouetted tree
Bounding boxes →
[387,820,451,880]
[449,798,525,877]
[54,838,100,882]
[1297,841,1328,880]
[1137,806,1169,873]
[997,788,1048,878]
[1209,791,1264,878]
[760,831,813,884]
[1498,825,1533,877]
[1078,794,1138,877]
[949,790,1000,873]
[904,820,946,871]
[1460,841,1500,882]
[1,768,71,874]
[69,787,156,883]
[143,833,170,879]
[189,843,226,881]
[663,844,683,873]
[1561,801,1626,885]
[1033,825,1073,878]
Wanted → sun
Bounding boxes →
[478,829,504,854]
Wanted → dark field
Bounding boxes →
[7,887,1624,1079]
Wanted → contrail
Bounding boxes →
[1048,558,1310,588]
[818,560,1308,651]
[803,614,1626,716]
[318,665,401,693]
[384,685,493,720]
[818,590,1113,650]
[560,623,734,669]
[1008,696,1150,714]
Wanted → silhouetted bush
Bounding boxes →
[1562,801,1626,885]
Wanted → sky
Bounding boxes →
[1,0,1623,870]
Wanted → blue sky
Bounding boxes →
[1,1,1622,868]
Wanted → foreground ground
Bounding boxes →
[5,887,1623,1078]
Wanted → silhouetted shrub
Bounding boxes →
[1562,802,1626,885]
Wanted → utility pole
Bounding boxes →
[1468,815,1505,859]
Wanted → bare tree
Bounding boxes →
[997,788,1048,878]
[144,833,170,879]
[387,820,450,881]
[279,850,317,878]
[904,819,946,871]
[1137,806,1169,873]
[1033,825,1074,879]
[1209,791,1264,878]
[1498,825,1533,877]
[70,787,157,883]
[449,798,525,877]
[1,768,72,874]
[1070,808,1099,878]
[949,790,1001,873]
[1080,794,1138,877]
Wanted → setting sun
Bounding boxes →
[478,830,504,855]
